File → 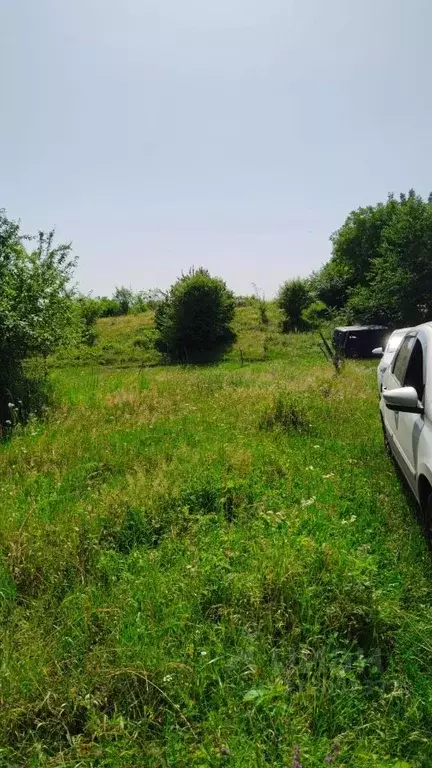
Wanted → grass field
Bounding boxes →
[1,308,432,767]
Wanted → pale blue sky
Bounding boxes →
[1,0,431,297]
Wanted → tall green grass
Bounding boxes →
[1,321,432,766]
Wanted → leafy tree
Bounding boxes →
[155,268,236,362]
[131,291,149,314]
[313,196,400,310]
[114,286,134,315]
[0,223,76,360]
[347,192,432,325]
[277,278,312,332]
[310,261,352,309]
[316,190,432,326]
[0,210,76,424]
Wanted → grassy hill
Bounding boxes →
[54,302,318,368]
[1,310,432,766]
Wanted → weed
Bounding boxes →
[260,392,311,433]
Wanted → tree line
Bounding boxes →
[1,189,432,425]
[311,189,432,327]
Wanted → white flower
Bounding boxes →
[301,496,316,508]
[341,515,357,525]
[163,674,173,683]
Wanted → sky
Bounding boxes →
[1,0,431,298]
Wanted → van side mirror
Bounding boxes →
[383,386,423,414]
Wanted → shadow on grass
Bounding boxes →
[0,360,53,439]
[388,451,430,549]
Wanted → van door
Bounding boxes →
[384,332,424,490]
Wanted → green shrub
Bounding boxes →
[302,300,331,328]
[277,278,312,332]
[76,297,100,346]
[155,268,236,362]
[97,297,123,317]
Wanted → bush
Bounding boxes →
[96,297,123,317]
[277,278,312,332]
[76,297,100,346]
[155,268,236,362]
[302,300,331,329]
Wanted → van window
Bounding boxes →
[392,334,416,384]
[403,339,424,401]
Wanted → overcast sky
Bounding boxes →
[1,0,431,297]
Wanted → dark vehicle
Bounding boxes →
[333,325,389,359]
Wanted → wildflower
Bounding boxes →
[341,514,357,525]
[324,743,340,763]
[301,496,316,508]
[200,650,207,656]
[7,402,14,409]
[292,745,302,768]
[5,420,11,425]
[162,674,173,683]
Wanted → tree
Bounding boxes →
[0,210,77,424]
[277,278,312,332]
[313,196,399,310]
[0,224,77,360]
[155,268,236,362]
[347,192,432,325]
[316,190,432,327]
[114,286,134,315]
[310,261,352,310]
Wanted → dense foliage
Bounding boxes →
[77,289,166,322]
[155,268,236,362]
[0,210,77,423]
[314,190,432,325]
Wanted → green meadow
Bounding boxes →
[1,306,432,767]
